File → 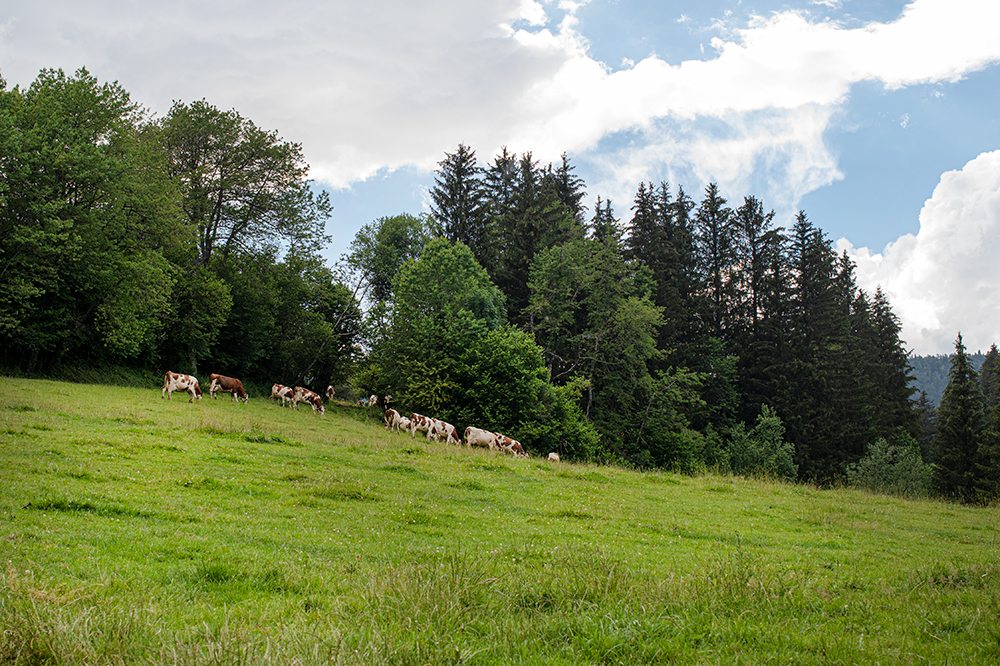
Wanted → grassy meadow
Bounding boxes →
[1,376,998,664]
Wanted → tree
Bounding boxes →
[693,183,736,341]
[380,238,505,412]
[726,405,797,481]
[933,334,988,503]
[0,68,181,371]
[348,213,429,304]
[158,99,331,267]
[847,434,932,498]
[981,343,999,410]
[429,144,488,258]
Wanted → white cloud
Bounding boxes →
[841,150,1000,355]
[1,0,998,203]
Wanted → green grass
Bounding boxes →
[1,377,998,664]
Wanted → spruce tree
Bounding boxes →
[981,343,999,409]
[933,333,988,503]
[429,144,488,262]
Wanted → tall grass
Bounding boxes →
[1,377,998,664]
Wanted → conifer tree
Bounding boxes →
[981,343,999,409]
[693,183,736,341]
[933,333,988,503]
[429,144,488,261]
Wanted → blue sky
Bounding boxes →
[2,0,999,354]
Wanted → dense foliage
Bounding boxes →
[0,69,358,393]
[4,69,999,494]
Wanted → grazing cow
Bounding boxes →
[495,433,527,457]
[465,426,498,450]
[293,386,325,415]
[410,413,435,439]
[271,383,295,407]
[397,416,411,433]
[209,373,248,404]
[431,420,461,446]
[325,385,336,401]
[384,408,403,433]
[161,372,202,403]
[548,452,561,462]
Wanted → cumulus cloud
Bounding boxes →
[840,150,1000,355]
[2,0,998,197]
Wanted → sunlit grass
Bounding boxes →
[1,377,998,664]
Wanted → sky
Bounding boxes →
[2,0,999,355]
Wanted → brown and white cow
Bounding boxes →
[410,413,435,439]
[369,394,379,408]
[293,386,325,415]
[161,371,202,403]
[431,420,461,446]
[464,426,498,450]
[325,385,336,401]
[209,373,248,404]
[384,408,404,433]
[397,416,412,433]
[270,383,294,407]
[495,432,527,457]
[548,452,561,462]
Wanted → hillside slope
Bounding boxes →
[1,377,998,664]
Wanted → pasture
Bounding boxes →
[1,377,998,664]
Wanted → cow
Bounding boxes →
[397,416,412,433]
[293,386,325,415]
[161,372,202,403]
[384,408,403,433]
[209,373,248,404]
[548,452,561,462]
[431,420,462,446]
[465,426,498,450]
[369,394,379,408]
[270,383,294,407]
[495,433,527,457]
[410,413,435,439]
[325,385,336,401]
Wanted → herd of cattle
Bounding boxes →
[160,371,560,462]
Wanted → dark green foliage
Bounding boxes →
[981,344,999,409]
[0,68,180,371]
[933,334,988,503]
[847,434,932,498]
[725,405,797,480]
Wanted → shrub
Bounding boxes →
[847,434,933,498]
[727,405,797,480]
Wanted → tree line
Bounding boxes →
[0,69,359,390]
[3,68,998,499]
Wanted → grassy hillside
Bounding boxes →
[1,377,998,664]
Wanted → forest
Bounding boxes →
[2,68,999,499]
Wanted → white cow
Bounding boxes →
[431,420,462,446]
[548,452,561,462]
[384,408,404,433]
[410,413,435,439]
[495,433,527,457]
[162,372,202,403]
[270,383,295,407]
[465,426,498,450]
[293,386,325,415]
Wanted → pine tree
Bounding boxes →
[693,183,736,341]
[933,333,988,503]
[981,343,999,409]
[429,144,488,262]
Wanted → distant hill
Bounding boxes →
[909,351,986,406]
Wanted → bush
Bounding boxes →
[847,434,932,498]
[727,405,797,480]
